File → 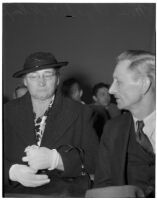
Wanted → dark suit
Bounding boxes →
[4,91,98,194]
[94,112,155,197]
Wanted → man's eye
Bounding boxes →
[117,81,121,85]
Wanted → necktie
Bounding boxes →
[136,120,154,154]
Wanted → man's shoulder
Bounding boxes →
[106,111,132,126]
[101,111,132,141]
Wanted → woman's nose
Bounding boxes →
[38,76,46,86]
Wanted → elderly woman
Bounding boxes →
[4,52,98,196]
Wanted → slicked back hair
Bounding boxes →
[116,50,155,91]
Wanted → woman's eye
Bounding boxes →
[29,74,37,78]
[44,73,56,78]
[45,74,53,77]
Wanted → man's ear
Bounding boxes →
[93,95,97,102]
[23,78,27,87]
[80,90,83,98]
[141,77,151,95]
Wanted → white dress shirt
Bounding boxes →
[133,110,156,153]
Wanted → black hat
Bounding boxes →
[13,52,68,78]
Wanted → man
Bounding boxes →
[92,82,121,118]
[4,52,98,196]
[86,50,155,197]
[90,83,121,139]
[61,78,85,104]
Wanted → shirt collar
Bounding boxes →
[133,110,156,123]
[133,110,156,137]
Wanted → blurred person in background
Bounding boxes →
[90,82,121,139]
[92,82,121,118]
[61,78,85,104]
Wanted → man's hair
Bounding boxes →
[92,82,110,96]
[61,78,82,97]
[116,50,155,90]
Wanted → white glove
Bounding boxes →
[22,146,60,171]
[9,164,50,187]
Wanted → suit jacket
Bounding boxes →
[4,91,98,193]
[94,112,155,194]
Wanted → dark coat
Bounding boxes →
[94,112,155,195]
[89,104,110,139]
[4,91,99,193]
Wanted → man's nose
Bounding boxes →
[109,83,116,94]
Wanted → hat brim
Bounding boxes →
[13,62,68,78]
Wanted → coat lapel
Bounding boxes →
[41,92,79,147]
[17,93,36,146]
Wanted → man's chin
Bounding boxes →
[117,101,124,110]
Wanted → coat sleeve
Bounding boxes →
[57,105,99,177]
[94,122,113,188]
[3,103,25,188]
[3,106,19,187]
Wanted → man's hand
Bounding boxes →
[9,164,50,187]
[85,185,145,198]
[22,146,60,171]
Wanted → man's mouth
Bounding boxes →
[115,97,120,101]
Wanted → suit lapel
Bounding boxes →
[113,112,133,184]
[130,123,155,161]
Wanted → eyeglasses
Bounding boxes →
[27,72,57,81]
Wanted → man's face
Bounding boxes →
[94,87,110,106]
[24,68,59,101]
[109,60,143,111]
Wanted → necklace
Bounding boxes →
[34,99,54,146]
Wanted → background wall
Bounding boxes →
[3,3,155,103]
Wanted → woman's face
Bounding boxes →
[24,68,59,101]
